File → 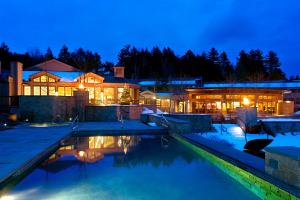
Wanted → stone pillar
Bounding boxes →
[10,62,23,96]
[236,107,258,132]
[74,90,89,121]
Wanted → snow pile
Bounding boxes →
[200,124,300,151]
[260,118,300,122]
[156,109,168,114]
[294,111,300,115]
[142,107,154,114]
[148,122,157,127]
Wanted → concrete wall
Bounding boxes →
[265,147,300,188]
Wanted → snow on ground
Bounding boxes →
[142,107,154,114]
[200,124,300,151]
[260,118,300,122]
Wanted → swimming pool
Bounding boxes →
[3,135,259,200]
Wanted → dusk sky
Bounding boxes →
[1,0,300,76]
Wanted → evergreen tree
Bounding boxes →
[0,42,11,70]
[219,52,235,81]
[44,47,54,61]
[119,84,132,105]
[58,45,72,65]
[236,50,250,81]
[265,51,286,80]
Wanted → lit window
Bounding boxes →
[104,88,114,104]
[34,86,40,95]
[130,88,134,99]
[33,77,40,82]
[65,87,72,96]
[118,88,124,99]
[87,87,95,99]
[24,86,31,95]
[41,86,47,96]
[58,87,65,96]
[49,77,55,82]
[41,75,47,82]
[87,77,94,83]
[49,87,56,96]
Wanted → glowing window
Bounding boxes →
[87,77,94,83]
[24,86,31,95]
[49,77,55,82]
[87,87,95,99]
[40,75,47,82]
[118,88,124,99]
[33,77,40,82]
[104,88,114,101]
[41,86,47,96]
[65,87,72,96]
[33,86,40,95]
[58,87,65,96]
[49,87,56,96]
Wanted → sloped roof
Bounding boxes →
[27,59,81,72]
[23,70,82,82]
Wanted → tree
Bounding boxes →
[58,45,72,65]
[44,47,54,61]
[247,50,266,81]
[219,52,235,81]
[265,51,286,80]
[0,42,11,70]
[119,84,132,105]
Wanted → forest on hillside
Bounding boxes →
[0,42,296,82]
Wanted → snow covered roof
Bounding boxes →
[27,59,80,72]
[139,78,201,86]
[156,92,172,97]
[201,81,300,89]
[23,71,83,82]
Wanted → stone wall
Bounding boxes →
[165,114,212,132]
[262,120,300,133]
[85,105,143,122]
[236,107,258,132]
[19,96,77,122]
[265,146,300,189]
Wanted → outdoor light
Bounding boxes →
[79,83,85,89]
[3,123,7,127]
[152,96,156,100]
[243,97,250,106]
[25,118,29,122]
[78,151,85,157]
[69,117,72,121]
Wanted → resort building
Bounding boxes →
[186,82,300,116]
[1,59,140,105]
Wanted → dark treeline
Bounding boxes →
[118,45,287,82]
[0,42,293,82]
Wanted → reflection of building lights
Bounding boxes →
[100,136,104,145]
[78,151,85,157]
[243,97,250,106]
[0,195,15,200]
[123,147,128,154]
[118,138,122,147]
[79,83,85,89]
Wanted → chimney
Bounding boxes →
[113,66,125,78]
[10,62,23,96]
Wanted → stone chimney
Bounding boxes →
[10,62,23,96]
[113,66,125,78]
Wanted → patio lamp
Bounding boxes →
[243,97,250,107]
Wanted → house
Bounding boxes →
[3,59,140,105]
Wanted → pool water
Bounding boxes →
[5,135,259,200]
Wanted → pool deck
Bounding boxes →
[181,134,265,171]
[0,120,167,192]
[74,120,168,136]
[0,124,72,191]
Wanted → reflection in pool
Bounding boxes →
[5,135,258,200]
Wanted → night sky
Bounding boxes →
[1,0,300,76]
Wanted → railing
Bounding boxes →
[159,113,169,128]
[71,115,79,133]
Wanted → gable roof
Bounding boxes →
[76,72,104,82]
[27,59,81,72]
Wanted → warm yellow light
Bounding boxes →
[55,91,58,96]
[79,83,85,89]
[152,96,156,100]
[0,195,15,200]
[243,97,250,106]
[78,151,85,157]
